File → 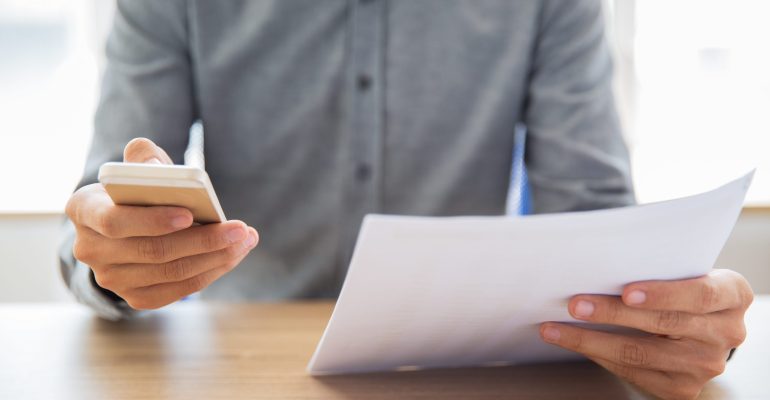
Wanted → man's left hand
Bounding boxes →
[540,269,753,400]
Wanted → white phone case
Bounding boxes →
[98,162,226,224]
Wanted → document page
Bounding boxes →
[307,172,754,375]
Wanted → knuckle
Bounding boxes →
[96,211,119,238]
[199,232,221,251]
[93,271,113,290]
[184,274,208,293]
[738,279,755,309]
[724,323,747,348]
[609,363,638,385]
[701,358,727,378]
[64,193,79,220]
[162,258,193,282]
[72,236,94,263]
[699,281,720,312]
[65,186,92,222]
[604,299,621,322]
[566,329,584,351]
[124,295,161,311]
[669,384,702,400]
[743,289,755,309]
[137,237,173,262]
[655,310,682,332]
[618,342,649,367]
[124,296,148,310]
[691,314,710,333]
[225,243,247,260]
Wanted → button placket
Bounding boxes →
[335,0,386,290]
[346,0,383,201]
[357,74,372,91]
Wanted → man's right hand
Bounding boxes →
[65,138,259,310]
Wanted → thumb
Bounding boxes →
[123,137,174,165]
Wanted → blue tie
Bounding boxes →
[506,123,531,216]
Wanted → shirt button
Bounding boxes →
[355,163,372,182]
[357,74,372,91]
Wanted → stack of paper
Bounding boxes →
[308,172,753,375]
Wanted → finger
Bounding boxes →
[123,137,174,164]
[124,248,249,310]
[539,322,688,373]
[95,221,253,265]
[102,229,258,289]
[568,295,712,340]
[622,269,754,314]
[67,184,193,239]
[587,357,701,400]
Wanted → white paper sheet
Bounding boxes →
[307,172,754,375]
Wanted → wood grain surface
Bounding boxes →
[1,297,768,399]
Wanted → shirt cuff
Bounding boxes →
[71,260,137,321]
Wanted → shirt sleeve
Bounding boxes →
[524,0,636,214]
[59,0,195,319]
[82,0,195,185]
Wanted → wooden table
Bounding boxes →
[1,297,768,400]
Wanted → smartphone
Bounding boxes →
[98,162,226,224]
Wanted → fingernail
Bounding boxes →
[146,157,162,164]
[542,326,561,342]
[171,216,190,229]
[225,227,247,244]
[242,231,257,249]
[627,290,647,305]
[574,300,595,318]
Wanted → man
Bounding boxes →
[60,1,752,399]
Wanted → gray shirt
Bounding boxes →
[60,0,634,319]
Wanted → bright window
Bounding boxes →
[630,0,770,205]
[0,0,107,213]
